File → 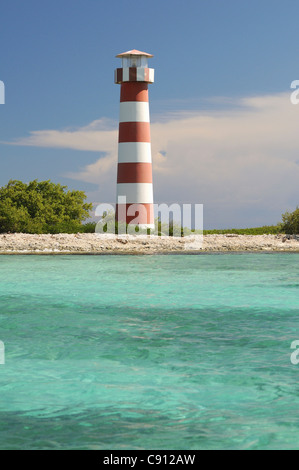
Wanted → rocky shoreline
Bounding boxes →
[0,233,298,254]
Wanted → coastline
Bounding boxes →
[0,233,298,254]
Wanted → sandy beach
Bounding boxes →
[0,233,298,254]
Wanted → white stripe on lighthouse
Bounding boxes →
[118,142,152,163]
[117,183,153,203]
[119,102,150,123]
[122,68,130,82]
[137,68,146,82]
[148,69,154,83]
[118,67,155,84]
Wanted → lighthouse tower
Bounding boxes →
[115,49,155,229]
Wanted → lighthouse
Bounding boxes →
[115,49,155,229]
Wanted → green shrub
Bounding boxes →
[201,226,281,235]
[0,180,92,234]
[279,207,299,234]
[81,222,97,233]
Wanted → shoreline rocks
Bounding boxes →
[0,233,298,254]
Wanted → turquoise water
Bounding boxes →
[0,253,298,450]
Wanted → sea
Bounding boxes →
[0,253,298,450]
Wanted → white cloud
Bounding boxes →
[4,93,299,228]
[6,118,118,152]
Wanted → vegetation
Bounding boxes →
[78,211,299,236]
[0,178,297,235]
[279,207,299,234]
[96,211,192,236]
[202,225,281,235]
[81,222,97,233]
[201,208,299,235]
[0,180,92,234]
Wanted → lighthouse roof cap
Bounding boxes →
[116,49,153,58]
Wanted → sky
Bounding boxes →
[0,0,299,228]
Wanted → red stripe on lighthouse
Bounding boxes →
[116,203,154,225]
[117,163,153,184]
[120,83,149,102]
[129,68,137,81]
[118,122,151,143]
[116,69,123,84]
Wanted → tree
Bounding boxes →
[0,180,93,233]
[280,207,299,234]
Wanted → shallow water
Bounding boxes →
[0,253,298,449]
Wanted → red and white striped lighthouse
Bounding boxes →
[115,49,155,229]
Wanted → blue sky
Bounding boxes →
[0,0,299,228]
